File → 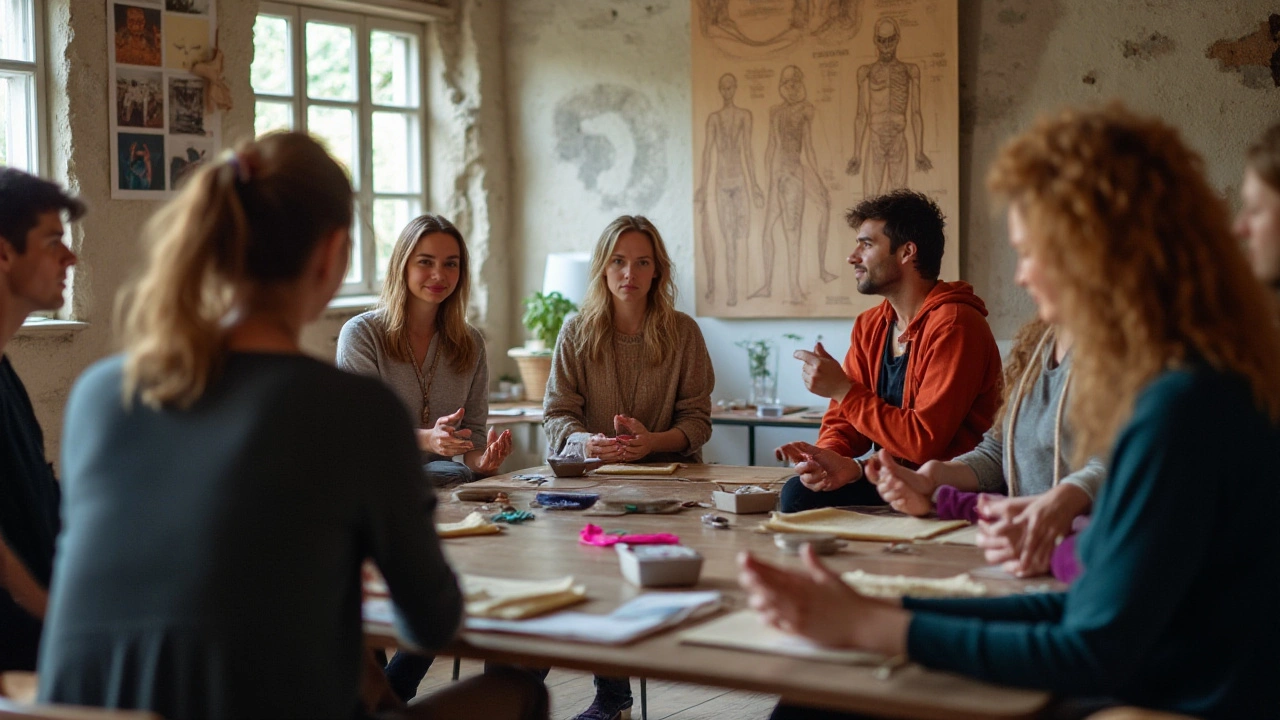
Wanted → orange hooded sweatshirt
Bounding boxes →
[816,280,1002,465]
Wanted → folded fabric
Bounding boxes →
[584,498,685,516]
[594,463,681,476]
[763,507,967,541]
[437,511,504,538]
[461,574,587,620]
[579,523,680,547]
[840,569,988,599]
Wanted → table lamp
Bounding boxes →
[542,252,592,306]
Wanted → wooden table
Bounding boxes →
[711,408,823,465]
[368,465,1052,720]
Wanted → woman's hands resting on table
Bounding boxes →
[738,545,909,657]
[977,483,1091,577]
[775,441,870,492]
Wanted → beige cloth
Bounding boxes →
[680,610,885,665]
[436,511,503,538]
[594,463,681,475]
[840,570,988,598]
[544,312,714,462]
[763,508,968,541]
[462,575,587,619]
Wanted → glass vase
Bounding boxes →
[744,340,778,406]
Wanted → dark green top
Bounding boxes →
[38,353,462,720]
[904,367,1279,719]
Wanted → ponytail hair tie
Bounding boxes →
[226,152,255,185]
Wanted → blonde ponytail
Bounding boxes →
[118,132,353,408]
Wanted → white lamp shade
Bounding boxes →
[542,252,592,307]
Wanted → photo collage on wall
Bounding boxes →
[108,0,220,199]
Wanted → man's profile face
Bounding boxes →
[874,19,898,61]
[848,218,905,295]
[1,211,77,312]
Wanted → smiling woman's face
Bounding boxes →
[405,232,461,308]
[1009,205,1061,324]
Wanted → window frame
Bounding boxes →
[254,1,430,297]
[0,0,49,176]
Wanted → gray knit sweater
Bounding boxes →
[544,312,715,462]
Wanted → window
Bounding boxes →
[0,0,46,173]
[252,2,426,296]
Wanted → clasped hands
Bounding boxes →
[416,407,513,474]
[775,441,880,492]
[586,414,652,463]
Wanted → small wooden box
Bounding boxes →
[712,489,779,514]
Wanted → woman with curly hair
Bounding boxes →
[739,104,1280,719]
[1237,123,1280,295]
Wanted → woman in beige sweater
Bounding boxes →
[543,215,714,720]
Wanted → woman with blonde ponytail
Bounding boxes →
[36,133,546,720]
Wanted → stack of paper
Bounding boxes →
[437,511,504,538]
[679,610,885,664]
[840,570,988,598]
[462,575,587,620]
[467,591,722,645]
[762,507,967,542]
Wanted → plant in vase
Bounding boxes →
[735,338,779,406]
[509,291,578,401]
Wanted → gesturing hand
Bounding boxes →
[794,342,852,402]
[870,452,938,517]
[977,484,1090,577]
[418,407,475,457]
[472,428,513,475]
[775,441,859,492]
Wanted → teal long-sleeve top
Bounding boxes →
[904,367,1280,719]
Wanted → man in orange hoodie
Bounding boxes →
[777,189,1002,512]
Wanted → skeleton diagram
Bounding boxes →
[695,74,764,307]
[752,66,837,304]
[846,16,932,195]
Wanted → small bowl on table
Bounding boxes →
[547,456,603,478]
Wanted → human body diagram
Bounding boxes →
[695,74,764,307]
[698,0,863,58]
[752,66,837,304]
[846,16,932,195]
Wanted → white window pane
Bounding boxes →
[306,22,356,102]
[373,198,420,281]
[0,71,36,172]
[307,105,357,187]
[372,111,418,194]
[251,15,292,96]
[254,100,293,137]
[346,199,364,285]
[370,30,416,108]
[0,0,35,63]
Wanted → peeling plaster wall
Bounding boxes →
[504,0,1280,463]
[8,0,259,467]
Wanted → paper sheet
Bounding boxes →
[679,610,884,665]
[762,507,968,541]
[437,511,504,538]
[594,463,681,476]
[840,570,988,599]
[462,574,587,619]
[467,591,722,645]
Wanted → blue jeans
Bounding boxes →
[778,475,886,513]
[424,460,475,489]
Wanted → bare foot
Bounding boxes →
[748,285,771,299]
[820,268,838,283]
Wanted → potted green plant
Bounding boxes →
[508,291,577,401]
[736,338,778,406]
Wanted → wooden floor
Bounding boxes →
[417,658,777,719]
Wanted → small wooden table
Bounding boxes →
[710,408,824,465]
[367,465,1052,720]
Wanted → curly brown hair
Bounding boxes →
[988,104,1280,465]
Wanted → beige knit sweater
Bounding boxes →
[543,311,715,462]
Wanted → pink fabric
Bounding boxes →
[579,524,680,547]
